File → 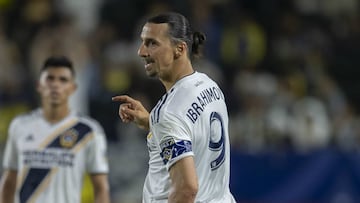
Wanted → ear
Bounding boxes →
[174,42,187,59]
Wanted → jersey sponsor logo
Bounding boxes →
[23,150,75,167]
[160,140,192,164]
[20,122,93,203]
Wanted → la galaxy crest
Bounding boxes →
[60,129,78,148]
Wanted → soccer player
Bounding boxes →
[112,12,236,202]
[0,56,110,203]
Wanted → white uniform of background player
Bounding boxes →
[2,109,108,203]
[143,72,236,203]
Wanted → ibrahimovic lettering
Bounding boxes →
[186,86,225,123]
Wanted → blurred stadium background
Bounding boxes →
[0,0,360,202]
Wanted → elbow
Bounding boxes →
[183,182,198,199]
[169,182,198,202]
[189,181,199,196]
[188,185,198,200]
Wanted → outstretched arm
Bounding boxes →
[112,95,150,131]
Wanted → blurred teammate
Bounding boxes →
[0,56,110,203]
[113,12,236,202]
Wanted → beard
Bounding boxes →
[145,67,158,78]
[147,71,158,78]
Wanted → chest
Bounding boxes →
[15,121,92,168]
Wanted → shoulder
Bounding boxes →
[172,72,218,96]
[166,72,220,109]
[76,113,106,136]
[7,109,41,139]
[9,109,41,128]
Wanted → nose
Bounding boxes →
[49,80,60,89]
[48,78,61,89]
[137,43,148,58]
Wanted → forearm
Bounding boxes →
[0,171,17,203]
[0,191,15,203]
[168,157,198,203]
[94,191,110,203]
[91,174,110,203]
[0,182,16,203]
[168,188,196,203]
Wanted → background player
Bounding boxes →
[0,56,110,203]
[113,12,236,202]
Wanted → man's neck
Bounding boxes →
[42,105,71,124]
[162,59,194,91]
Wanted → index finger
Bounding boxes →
[112,95,136,103]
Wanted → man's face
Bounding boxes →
[37,67,76,107]
[138,23,176,79]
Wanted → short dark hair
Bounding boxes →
[147,12,206,58]
[41,56,75,76]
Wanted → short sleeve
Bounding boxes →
[154,114,194,170]
[86,132,109,174]
[3,118,19,170]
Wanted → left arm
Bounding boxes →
[168,156,198,203]
[90,174,110,203]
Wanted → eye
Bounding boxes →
[59,76,70,83]
[145,39,157,47]
[46,75,55,81]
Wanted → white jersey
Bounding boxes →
[143,72,236,203]
[2,109,109,203]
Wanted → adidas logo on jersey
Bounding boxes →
[25,134,34,142]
